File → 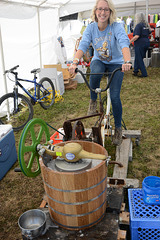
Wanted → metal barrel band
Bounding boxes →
[43,175,107,193]
[48,198,106,217]
[50,211,106,230]
[45,185,107,205]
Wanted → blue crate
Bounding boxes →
[128,188,160,240]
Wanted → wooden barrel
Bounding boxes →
[39,140,108,230]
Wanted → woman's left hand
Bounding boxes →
[121,63,132,72]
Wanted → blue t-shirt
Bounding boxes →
[133,22,151,46]
[78,22,130,64]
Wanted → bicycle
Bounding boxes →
[0,65,55,131]
[74,67,127,146]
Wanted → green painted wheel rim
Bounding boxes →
[18,118,50,177]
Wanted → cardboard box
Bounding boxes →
[44,64,71,80]
[65,80,78,90]
[0,125,17,180]
[62,68,71,80]
[44,64,62,71]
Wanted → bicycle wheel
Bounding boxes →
[102,95,127,130]
[0,92,33,131]
[37,77,55,109]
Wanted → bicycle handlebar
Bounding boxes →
[4,65,19,74]
[75,67,122,93]
[4,64,41,74]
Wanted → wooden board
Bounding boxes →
[113,138,131,179]
[85,129,141,138]
[108,177,139,188]
[117,229,127,240]
[121,129,141,138]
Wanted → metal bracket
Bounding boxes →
[108,178,125,186]
[105,156,111,167]
[95,88,102,93]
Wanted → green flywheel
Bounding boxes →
[18,118,50,177]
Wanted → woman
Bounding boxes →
[69,0,131,145]
[130,12,151,77]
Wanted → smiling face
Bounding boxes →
[95,0,110,25]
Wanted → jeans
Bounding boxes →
[134,43,150,77]
[90,60,124,128]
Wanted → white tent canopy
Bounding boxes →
[80,0,160,18]
[1,0,160,19]
[0,0,160,97]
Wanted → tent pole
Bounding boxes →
[37,7,42,68]
[134,2,136,16]
[146,0,149,22]
[146,0,149,67]
[0,25,8,95]
[0,24,10,120]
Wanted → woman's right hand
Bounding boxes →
[68,63,77,78]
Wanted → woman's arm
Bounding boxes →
[68,49,84,76]
[130,35,139,44]
[121,47,132,72]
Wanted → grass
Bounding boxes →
[0,66,160,239]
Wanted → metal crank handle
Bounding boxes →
[109,161,123,167]
[14,167,22,172]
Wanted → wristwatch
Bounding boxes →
[124,61,132,64]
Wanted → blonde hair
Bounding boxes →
[91,0,116,25]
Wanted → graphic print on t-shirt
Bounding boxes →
[95,32,112,62]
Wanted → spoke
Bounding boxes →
[30,125,37,143]
[27,152,38,170]
[36,154,40,169]
[37,125,45,142]
[27,152,34,170]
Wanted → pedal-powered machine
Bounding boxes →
[62,67,126,147]
[18,118,123,232]
[64,67,140,147]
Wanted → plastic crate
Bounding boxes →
[128,188,160,240]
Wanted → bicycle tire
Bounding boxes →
[0,92,33,131]
[102,95,127,130]
[37,77,55,109]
